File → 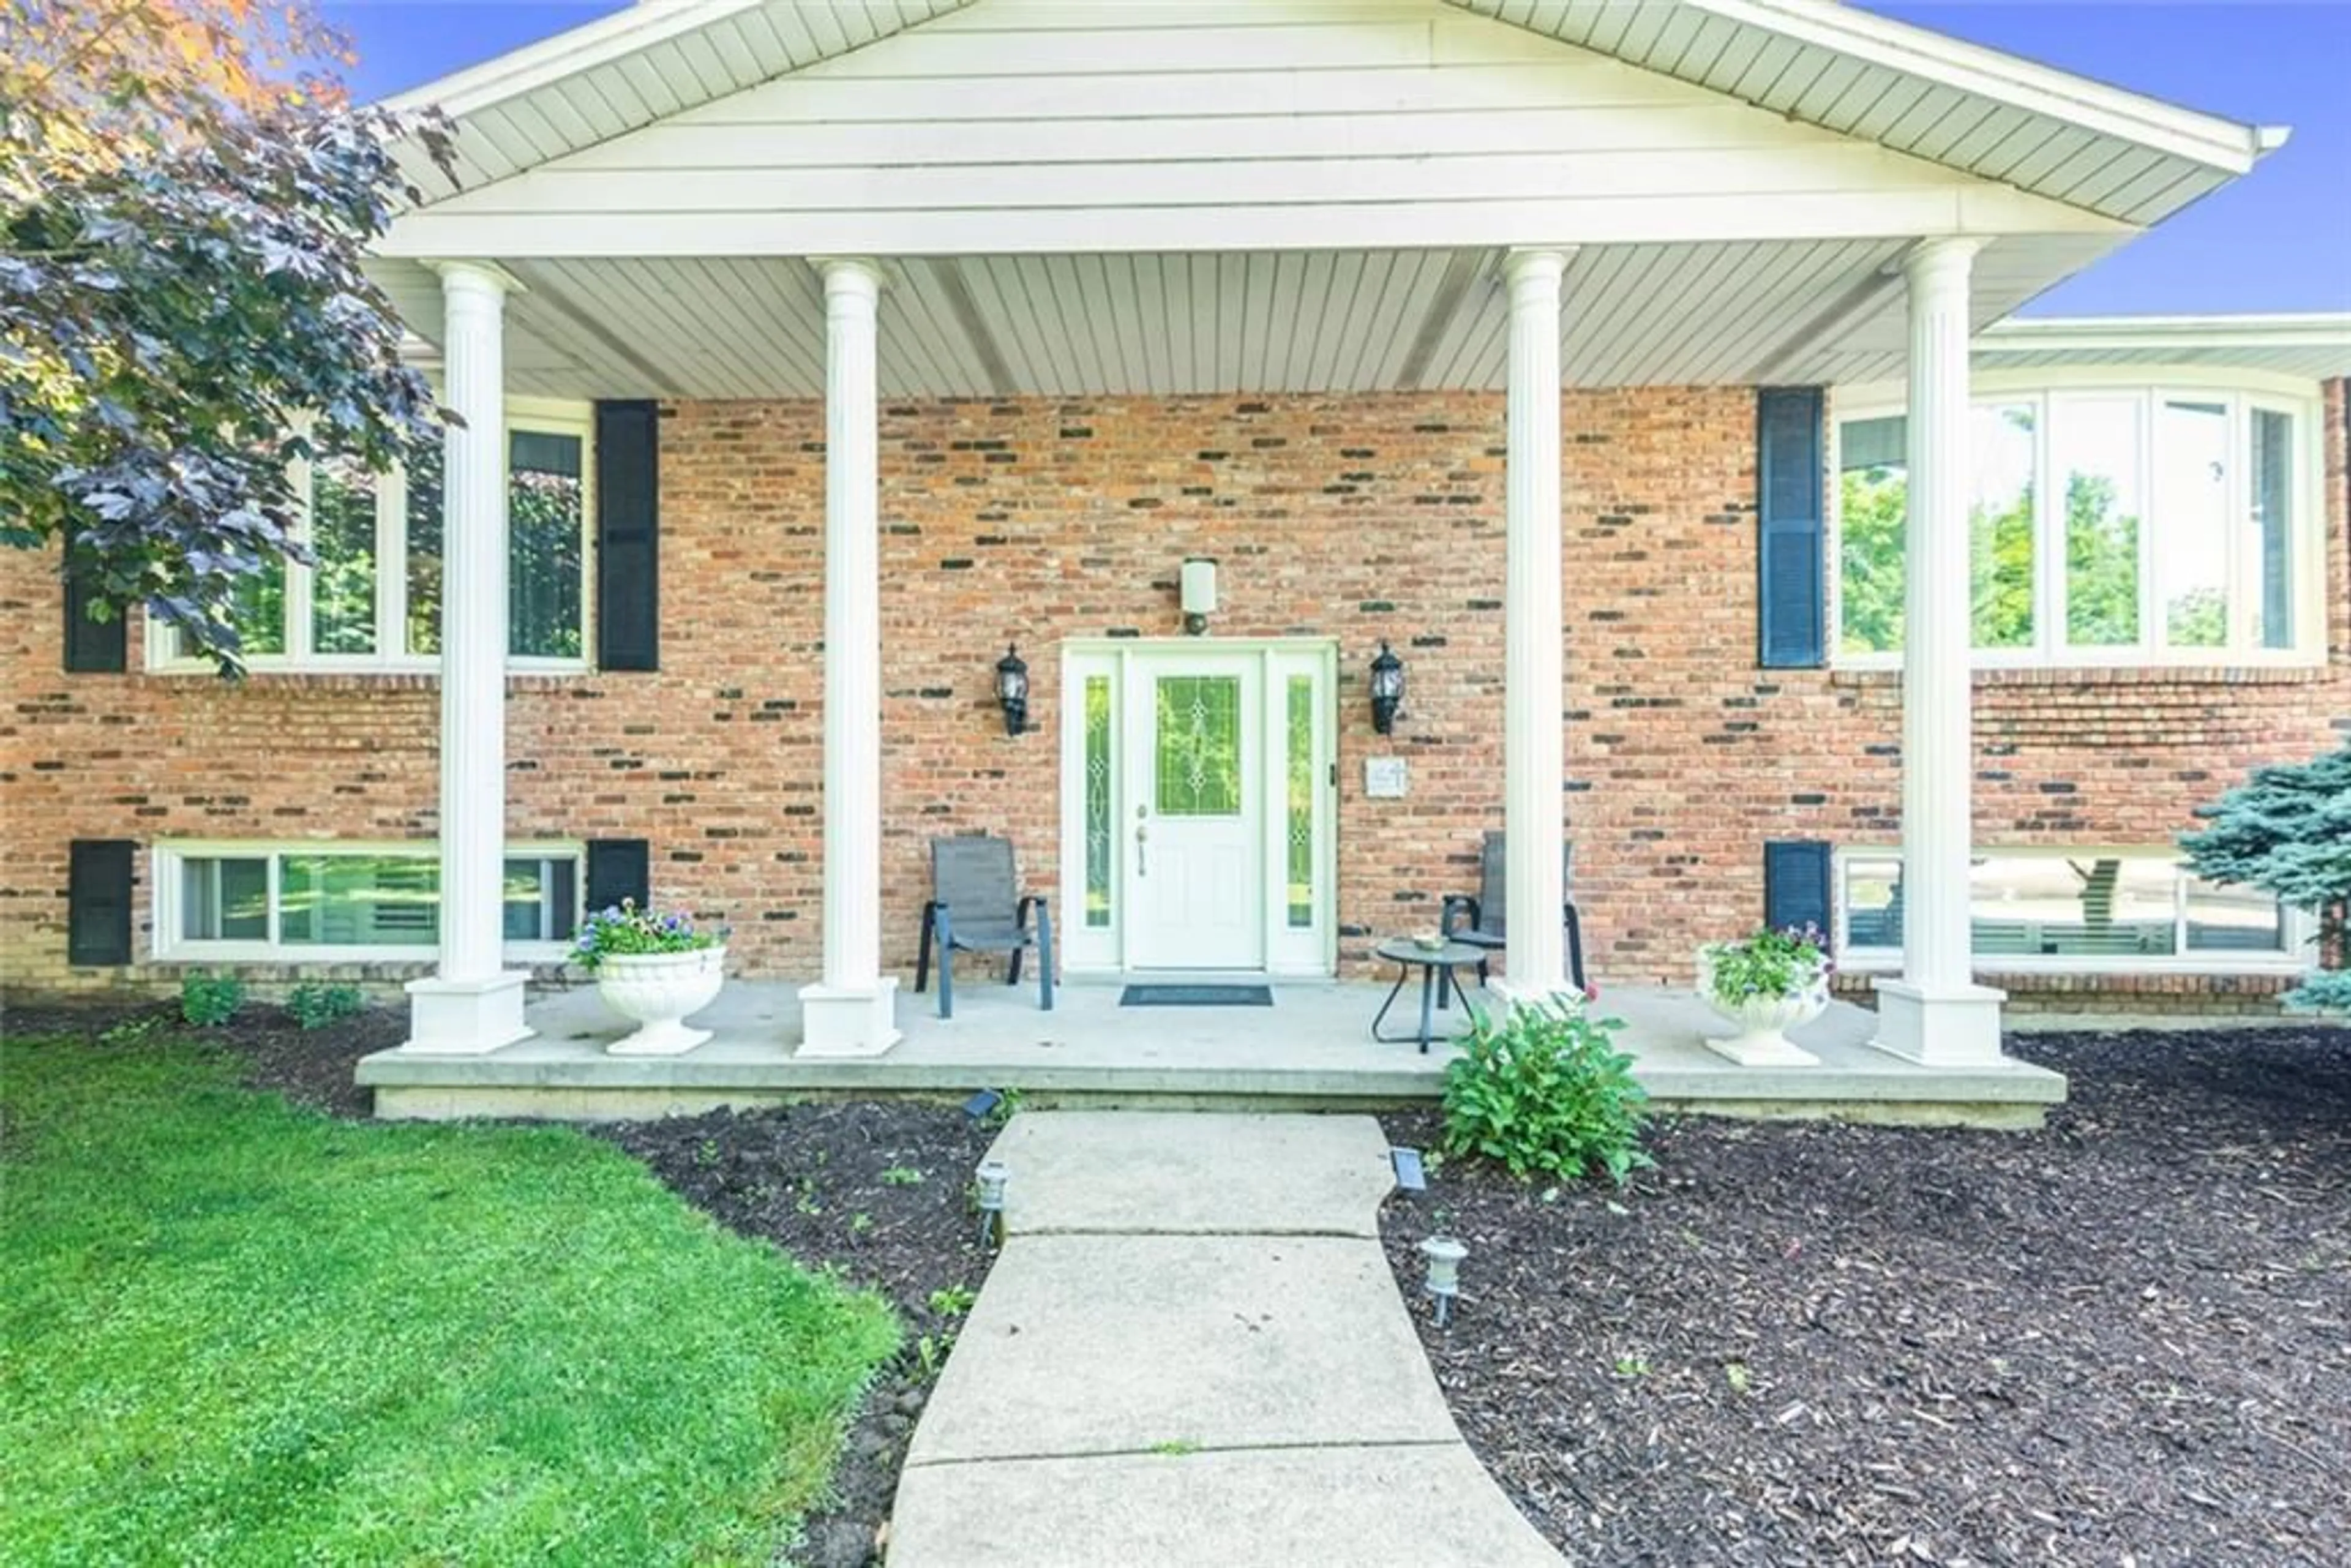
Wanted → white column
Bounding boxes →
[1873,237,2005,1065]
[403,261,530,1054]
[798,259,901,1056]
[1500,247,1573,1002]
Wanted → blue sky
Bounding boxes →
[327,1,2351,317]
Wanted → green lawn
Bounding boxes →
[1,1036,899,1566]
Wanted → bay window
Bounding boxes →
[152,400,591,671]
[159,843,580,961]
[1835,381,2319,666]
[1839,847,2303,970]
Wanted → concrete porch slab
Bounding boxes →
[905,1232,1457,1465]
[353,977,2067,1125]
[989,1111,1398,1237]
[886,1442,1562,1568]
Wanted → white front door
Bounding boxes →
[1127,656,1262,969]
[1060,640,1335,977]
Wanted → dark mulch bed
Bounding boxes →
[1382,1027,2351,1567]
[6,1002,994,1568]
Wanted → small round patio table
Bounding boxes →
[1370,937,1486,1054]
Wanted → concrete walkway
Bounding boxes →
[886,1112,1561,1567]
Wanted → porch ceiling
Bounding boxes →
[373,233,2125,401]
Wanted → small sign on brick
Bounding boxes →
[1364,757,1408,798]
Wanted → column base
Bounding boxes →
[1490,975,1581,1014]
[1869,978,2008,1067]
[796,978,902,1058]
[400,972,533,1056]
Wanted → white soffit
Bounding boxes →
[370,239,2124,400]
[1450,0,2278,225]
[1973,314,2351,381]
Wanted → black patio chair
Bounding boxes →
[913,835,1054,1019]
[1437,830,1587,999]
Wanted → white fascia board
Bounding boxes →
[1983,313,2351,353]
[1689,0,2272,175]
[379,0,770,118]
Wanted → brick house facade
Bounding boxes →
[9,375,2344,1011]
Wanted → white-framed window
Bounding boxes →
[154,841,582,962]
[1836,846,2311,973]
[149,398,593,673]
[1832,375,2323,669]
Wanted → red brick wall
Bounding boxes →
[6,379,2344,1007]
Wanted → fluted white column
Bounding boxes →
[1501,247,1572,1001]
[1873,237,2005,1065]
[799,259,901,1057]
[403,261,530,1054]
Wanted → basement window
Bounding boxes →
[156,842,580,962]
[1837,848,2304,973]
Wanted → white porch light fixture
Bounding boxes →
[975,1158,1010,1244]
[1420,1235,1467,1326]
[1179,557,1218,635]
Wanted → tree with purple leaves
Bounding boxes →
[2,0,446,671]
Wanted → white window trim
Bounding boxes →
[146,396,596,676]
[1829,368,2327,672]
[151,839,583,964]
[1833,844,2316,977]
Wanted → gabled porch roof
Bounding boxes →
[367,0,2281,402]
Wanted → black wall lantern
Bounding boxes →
[1368,640,1405,735]
[995,643,1029,736]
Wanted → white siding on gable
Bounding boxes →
[383,0,2123,260]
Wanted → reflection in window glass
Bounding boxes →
[230,557,287,655]
[509,430,584,659]
[405,438,444,657]
[1970,403,2036,650]
[1844,852,2290,963]
[503,857,577,942]
[2250,408,2294,650]
[2053,399,2142,648]
[1969,856,2177,958]
[1837,416,1907,656]
[2185,876,2283,953]
[280,855,440,947]
[1083,676,1112,929]
[2156,399,2230,648]
[182,857,270,941]
[1285,676,1314,929]
[310,452,379,655]
[1843,853,1903,950]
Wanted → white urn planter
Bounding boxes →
[597,947,727,1056]
[1695,948,1828,1067]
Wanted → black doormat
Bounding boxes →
[1119,984,1275,1008]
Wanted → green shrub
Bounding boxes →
[1441,998,1652,1184]
[2180,744,2351,1014]
[286,982,367,1030]
[179,973,244,1028]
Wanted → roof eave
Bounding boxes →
[1690,0,2270,177]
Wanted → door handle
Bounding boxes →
[1135,822,1147,878]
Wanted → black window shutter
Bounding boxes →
[1756,387,1826,668]
[585,839,650,914]
[1763,840,1833,937]
[67,840,135,965]
[62,550,128,673]
[594,401,660,672]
